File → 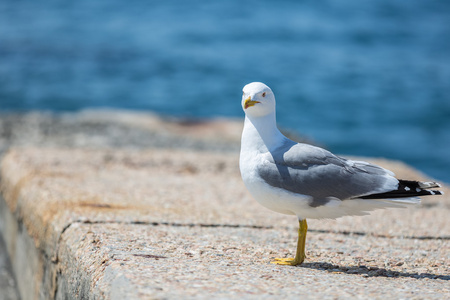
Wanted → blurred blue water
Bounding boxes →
[0,0,449,182]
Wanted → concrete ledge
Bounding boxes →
[0,145,449,299]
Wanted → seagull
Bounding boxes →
[239,82,443,266]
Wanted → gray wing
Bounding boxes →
[258,141,398,207]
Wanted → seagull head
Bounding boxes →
[242,82,276,117]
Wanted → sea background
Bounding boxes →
[0,0,449,183]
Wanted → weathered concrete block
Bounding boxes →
[0,148,448,299]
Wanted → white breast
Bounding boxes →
[239,149,310,216]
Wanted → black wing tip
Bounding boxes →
[426,189,444,196]
[361,179,444,200]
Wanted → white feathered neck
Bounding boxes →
[241,110,287,153]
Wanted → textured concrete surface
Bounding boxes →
[0,109,244,300]
[0,235,20,300]
[0,110,243,155]
[0,110,449,299]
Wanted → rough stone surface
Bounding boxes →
[0,234,20,300]
[0,110,448,299]
[0,110,243,155]
[0,109,244,299]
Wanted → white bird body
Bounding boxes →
[239,82,442,266]
[240,116,311,216]
[239,82,441,220]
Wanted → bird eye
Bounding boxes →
[262,92,266,97]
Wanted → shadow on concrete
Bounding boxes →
[308,229,450,240]
[301,261,450,281]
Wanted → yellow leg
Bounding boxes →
[271,219,308,266]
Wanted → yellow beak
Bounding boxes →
[244,97,260,109]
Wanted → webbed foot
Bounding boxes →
[271,256,305,266]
